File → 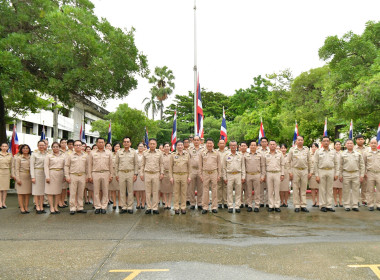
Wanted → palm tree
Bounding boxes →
[148,66,175,120]
[142,90,162,120]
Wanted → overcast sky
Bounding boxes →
[91,0,380,117]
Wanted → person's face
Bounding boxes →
[123,138,131,149]
[86,147,91,154]
[105,143,112,151]
[60,141,67,149]
[335,142,341,151]
[240,143,247,152]
[138,144,144,152]
[280,146,287,154]
[43,140,48,150]
[201,138,204,144]
[68,142,74,150]
[356,138,365,147]
[311,144,317,153]
[269,141,276,151]
[97,139,105,150]
[184,140,190,148]
[74,142,82,153]
[189,137,193,143]
[296,137,304,147]
[176,142,184,152]
[229,142,237,153]
[149,140,157,151]
[193,137,200,146]
[81,144,86,152]
[38,142,45,151]
[322,138,330,148]
[52,144,60,154]
[114,144,121,152]
[1,143,8,152]
[164,144,170,153]
[218,140,225,150]
[346,141,354,151]
[159,145,164,151]
[250,142,257,153]
[22,145,30,155]
[206,140,214,150]
[370,139,377,150]
[261,139,268,148]
[93,146,98,151]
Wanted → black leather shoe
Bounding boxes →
[198,206,203,210]
[101,209,106,214]
[266,204,269,208]
[254,208,259,213]
[377,207,380,211]
[260,204,264,208]
[145,209,152,214]
[41,210,47,213]
[275,208,281,212]
[228,208,233,213]
[43,203,49,208]
[245,204,248,207]
[326,208,335,212]
[113,206,116,210]
[212,209,218,213]
[175,210,179,214]
[190,205,195,210]
[295,208,300,213]
[202,210,207,214]
[70,211,75,215]
[77,210,87,213]
[218,204,222,209]
[128,210,133,214]
[235,209,240,213]
[181,210,186,214]
[369,207,374,211]
[268,208,274,212]
[301,207,309,213]
[240,204,244,208]
[186,201,190,206]
[345,208,350,211]
[223,204,228,209]
[95,209,101,214]
[352,208,359,212]
[153,210,159,214]
[320,207,327,212]
[120,209,128,214]
[247,207,253,212]
[36,210,42,214]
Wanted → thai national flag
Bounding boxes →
[258,119,265,144]
[349,120,353,140]
[220,108,227,143]
[40,125,46,141]
[107,121,112,144]
[323,118,328,137]
[80,123,86,143]
[144,127,149,147]
[292,121,299,147]
[377,123,380,149]
[171,111,177,151]
[196,75,204,138]
[9,125,19,156]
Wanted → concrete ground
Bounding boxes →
[1,193,380,280]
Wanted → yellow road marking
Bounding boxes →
[348,264,380,279]
[109,269,170,280]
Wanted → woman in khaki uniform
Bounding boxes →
[160,143,173,209]
[108,143,121,209]
[30,140,47,214]
[309,143,319,207]
[333,141,343,207]
[0,143,12,209]
[134,142,146,209]
[44,142,65,214]
[15,144,32,214]
[279,144,290,207]
[84,146,94,205]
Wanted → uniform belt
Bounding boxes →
[192,166,199,169]
[92,170,109,173]
[343,170,358,173]
[295,167,306,170]
[50,168,63,171]
[120,169,133,173]
[204,169,216,174]
[145,171,159,174]
[20,170,30,173]
[71,173,84,176]
[228,172,240,175]
[320,168,332,170]
[267,171,280,173]
[368,170,380,173]
[164,170,169,172]
[247,172,260,175]
[35,168,44,170]
[173,172,188,175]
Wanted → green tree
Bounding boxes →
[142,92,161,120]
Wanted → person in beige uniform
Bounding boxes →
[16,145,33,214]
[65,140,88,215]
[339,139,365,211]
[364,138,380,211]
[108,142,121,209]
[59,139,69,208]
[258,137,269,207]
[333,141,343,207]
[134,142,146,209]
[314,136,339,212]
[0,143,12,209]
[223,140,245,213]
[309,143,320,207]
[88,138,113,214]
[288,136,311,213]
[238,142,248,208]
[116,137,138,214]
[84,146,94,205]
[354,135,368,206]
[44,142,66,214]
[169,140,191,214]
[188,136,204,210]
[242,140,266,212]
[265,140,285,212]
[279,144,290,208]
[30,140,47,214]
[141,138,164,214]
[161,143,173,209]
[200,138,221,214]
[217,139,229,209]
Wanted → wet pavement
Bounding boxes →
[1,193,380,280]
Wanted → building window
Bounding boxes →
[23,121,34,135]
[90,136,94,144]
[8,124,14,131]
[62,130,69,139]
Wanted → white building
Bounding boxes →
[6,98,109,151]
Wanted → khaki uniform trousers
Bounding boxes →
[189,172,203,206]
[173,173,188,210]
[241,181,248,205]
[342,171,360,209]
[69,174,85,211]
[292,169,308,208]
[267,172,281,208]
[246,173,261,208]
[145,172,160,210]
[260,182,268,205]
[202,171,218,210]
[227,173,242,209]
[217,180,227,204]
[92,171,110,210]
[360,179,368,203]
[366,171,380,208]
[318,169,334,208]
[119,171,134,210]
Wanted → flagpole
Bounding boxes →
[193,0,198,135]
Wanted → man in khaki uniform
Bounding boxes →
[238,142,248,208]
[265,140,284,212]
[88,138,113,214]
[258,137,270,207]
[314,136,339,212]
[223,141,245,213]
[189,135,194,149]
[141,138,164,214]
[188,136,204,210]
[200,138,205,149]
[200,138,221,214]
[339,139,365,211]
[65,140,88,215]
[183,138,190,152]
[59,139,69,208]
[242,140,266,212]
[116,137,138,214]
[217,139,229,209]
[288,135,312,213]
[354,134,368,206]
[169,140,191,214]
[364,138,380,211]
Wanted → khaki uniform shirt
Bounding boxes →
[363,149,380,174]
[339,150,365,177]
[88,149,113,179]
[44,153,65,179]
[288,146,311,173]
[169,151,191,178]
[314,148,338,177]
[65,152,88,179]
[242,151,266,180]
[30,151,47,179]
[354,145,368,156]
[265,151,285,175]
[0,152,12,171]
[141,149,164,176]
[189,146,203,175]
[11,154,20,178]
[16,155,31,179]
[199,149,221,177]
[115,148,138,176]
[222,152,245,180]
[162,152,171,175]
